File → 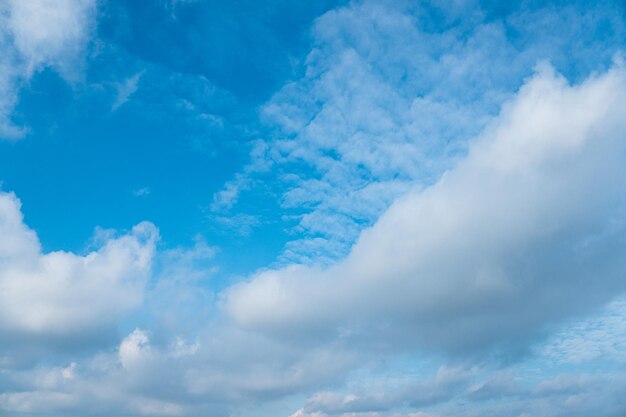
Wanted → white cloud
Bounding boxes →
[0,320,358,416]
[260,2,486,261]
[210,140,273,213]
[4,62,626,417]
[146,238,216,336]
[113,71,144,111]
[0,391,77,414]
[119,329,151,369]
[4,0,95,77]
[0,0,96,139]
[226,63,626,355]
[133,187,152,197]
[541,296,626,364]
[295,366,475,416]
[210,173,252,211]
[131,397,184,417]
[288,368,626,417]
[0,191,158,337]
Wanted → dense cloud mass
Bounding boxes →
[2,1,626,417]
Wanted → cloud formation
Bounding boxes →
[3,1,626,417]
[0,191,157,340]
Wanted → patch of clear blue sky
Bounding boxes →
[1,0,625,281]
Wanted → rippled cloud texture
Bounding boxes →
[1,1,626,417]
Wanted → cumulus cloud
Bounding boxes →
[0,0,96,139]
[226,63,626,356]
[119,329,152,369]
[0,191,158,339]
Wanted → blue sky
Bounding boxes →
[1,1,626,416]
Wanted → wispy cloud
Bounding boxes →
[112,71,145,111]
[132,186,151,197]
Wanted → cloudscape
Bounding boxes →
[1,1,626,416]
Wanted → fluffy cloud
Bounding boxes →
[226,63,626,356]
[0,0,97,139]
[0,191,157,339]
[119,329,152,369]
